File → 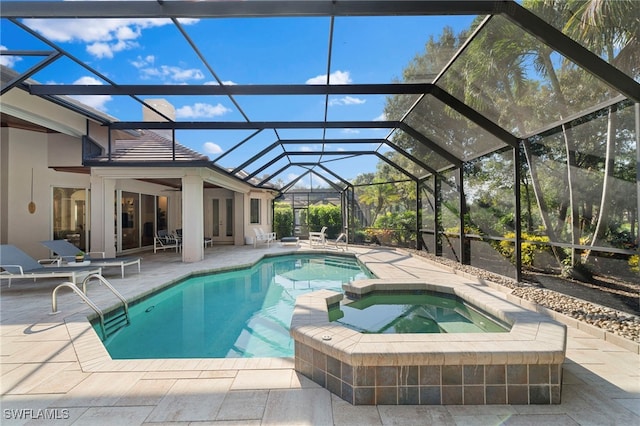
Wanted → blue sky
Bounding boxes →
[1,1,477,184]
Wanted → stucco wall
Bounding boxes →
[48,133,83,166]
[244,191,274,244]
[0,128,9,244]
[2,127,184,258]
[4,128,89,259]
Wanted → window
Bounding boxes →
[250,198,261,224]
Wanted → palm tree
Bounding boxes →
[560,0,640,259]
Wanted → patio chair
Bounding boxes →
[0,244,102,287]
[254,228,276,248]
[40,240,141,278]
[177,228,213,248]
[309,226,328,248]
[154,230,180,253]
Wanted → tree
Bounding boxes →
[558,0,640,259]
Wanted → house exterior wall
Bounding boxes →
[48,133,84,166]
[1,126,185,259]
[0,128,9,245]
[2,92,277,261]
[1,89,87,137]
[244,190,274,244]
[2,127,88,259]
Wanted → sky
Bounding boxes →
[1,1,477,185]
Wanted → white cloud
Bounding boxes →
[139,65,205,82]
[87,39,138,59]
[68,76,113,111]
[175,102,231,118]
[23,17,198,59]
[306,70,352,85]
[0,45,20,67]
[131,55,155,68]
[132,56,204,82]
[373,112,387,121]
[203,142,223,154]
[287,173,299,182]
[341,128,360,134]
[329,96,366,107]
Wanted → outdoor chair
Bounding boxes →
[280,236,300,247]
[154,230,180,253]
[40,240,141,278]
[177,228,213,248]
[204,236,213,248]
[254,228,276,248]
[309,226,328,248]
[0,244,102,287]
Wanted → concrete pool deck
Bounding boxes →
[1,244,638,424]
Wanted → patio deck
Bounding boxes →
[1,244,638,425]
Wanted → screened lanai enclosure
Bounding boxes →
[2,1,639,284]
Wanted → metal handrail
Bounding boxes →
[50,282,106,338]
[81,274,129,319]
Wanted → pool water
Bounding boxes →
[329,292,510,333]
[97,254,373,359]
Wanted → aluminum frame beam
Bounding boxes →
[109,120,402,130]
[1,1,504,18]
[243,150,419,182]
[1,51,61,95]
[29,83,435,96]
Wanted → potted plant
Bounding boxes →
[75,251,85,262]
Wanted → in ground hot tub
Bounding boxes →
[329,291,511,334]
[290,280,567,405]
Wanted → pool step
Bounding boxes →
[321,258,362,270]
[103,309,129,337]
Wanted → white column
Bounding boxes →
[182,174,204,262]
[90,174,116,257]
[234,192,244,246]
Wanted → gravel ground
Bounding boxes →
[409,250,640,344]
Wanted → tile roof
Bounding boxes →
[91,129,210,162]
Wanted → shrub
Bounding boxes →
[274,206,294,239]
[307,204,341,238]
[370,211,417,246]
[498,232,551,267]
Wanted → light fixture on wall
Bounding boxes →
[28,168,36,214]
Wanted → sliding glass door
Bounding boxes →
[116,191,168,252]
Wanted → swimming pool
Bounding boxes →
[96,254,373,359]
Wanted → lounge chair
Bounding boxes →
[0,244,102,287]
[309,226,328,247]
[280,236,300,247]
[254,228,276,248]
[154,230,180,253]
[40,240,141,278]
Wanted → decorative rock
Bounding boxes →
[410,250,640,343]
